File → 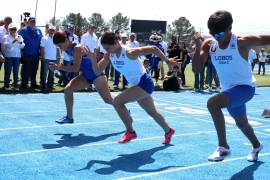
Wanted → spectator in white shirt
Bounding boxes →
[2,24,24,90]
[40,25,58,89]
[127,33,139,48]
[248,49,257,71]
[0,16,12,70]
[80,25,98,52]
[258,48,267,75]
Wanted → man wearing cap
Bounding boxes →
[40,25,58,90]
[0,16,12,70]
[19,17,43,89]
[127,33,139,48]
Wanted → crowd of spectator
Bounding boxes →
[0,16,268,93]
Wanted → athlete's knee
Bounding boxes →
[103,97,113,105]
[207,98,220,110]
[113,96,124,107]
[64,85,74,95]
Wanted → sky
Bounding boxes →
[1,0,270,35]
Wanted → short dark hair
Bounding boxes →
[53,31,67,44]
[101,32,119,45]
[207,10,233,34]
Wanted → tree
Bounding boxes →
[88,13,106,34]
[62,13,89,35]
[49,18,61,28]
[109,13,130,32]
[167,17,195,46]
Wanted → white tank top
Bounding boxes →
[209,34,256,91]
[110,46,146,85]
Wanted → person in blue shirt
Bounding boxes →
[49,31,113,124]
[19,17,42,89]
[146,33,164,85]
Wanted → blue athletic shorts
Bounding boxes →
[137,73,154,94]
[82,72,104,84]
[223,85,255,118]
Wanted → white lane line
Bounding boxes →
[0,116,182,131]
[0,106,139,115]
[1,125,270,158]
[159,109,217,125]
[115,152,270,180]
[0,129,236,158]
[255,131,270,136]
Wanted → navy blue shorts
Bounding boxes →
[223,85,255,118]
[137,73,154,94]
[82,72,104,84]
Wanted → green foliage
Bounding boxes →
[109,13,130,32]
[62,13,89,35]
[88,13,106,34]
[167,17,195,46]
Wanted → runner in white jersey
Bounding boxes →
[192,10,270,162]
[88,32,177,144]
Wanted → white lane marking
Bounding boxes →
[115,152,270,180]
[0,128,238,158]
[1,125,270,158]
[0,116,181,132]
[255,131,270,136]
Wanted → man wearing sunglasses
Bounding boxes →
[192,10,270,162]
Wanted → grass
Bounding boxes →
[0,62,269,94]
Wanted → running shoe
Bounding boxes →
[55,116,74,124]
[118,131,137,143]
[163,128,175,145]
[247,144,263,162]
[208,146,231,162]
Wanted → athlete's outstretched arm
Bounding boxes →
[239,35,270,50]
[127,46,177,67]
[192,32,210,74]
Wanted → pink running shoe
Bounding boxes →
[118,131,137,143]
[163,128,175,144]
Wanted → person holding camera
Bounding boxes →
[2,24,25,90]
[163,65,182,91]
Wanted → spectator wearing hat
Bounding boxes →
[146,33,164,85]
[1,24,24,90]
[127,33,139,48]
[258,48,267,75]
[158,34,168,80]
[40,25,58,90]
[19,17,43,89]
[0,16,12,70]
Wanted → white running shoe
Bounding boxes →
[208,146,231,162]
[247,144,263,162]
